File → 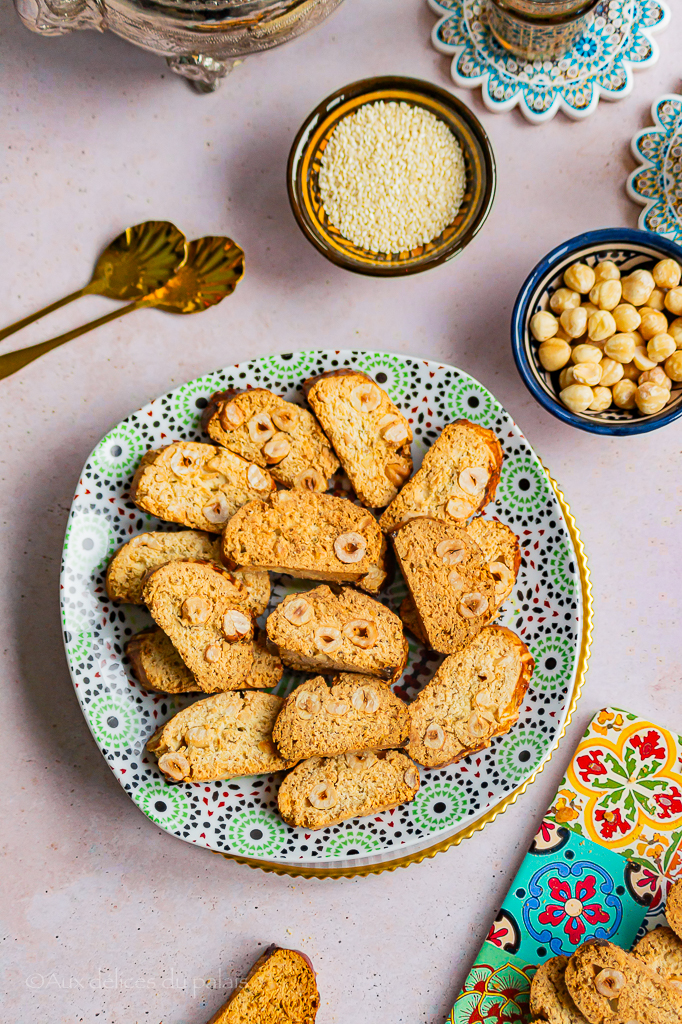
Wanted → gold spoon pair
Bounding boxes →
[0,221,245,380]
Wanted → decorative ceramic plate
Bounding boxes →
[429,0,670,125]
[448,706,682,1022]
[628,92,682,244]
[60,350,592,878]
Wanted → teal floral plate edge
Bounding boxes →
[628,91,682,244]
[60,350,585,874]
[429,0,670,125]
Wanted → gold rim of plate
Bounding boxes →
[214,466,593,879]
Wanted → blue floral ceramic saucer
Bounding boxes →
[429,0,670,124]
[628,92,682,244]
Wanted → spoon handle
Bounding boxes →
[0,300,141,381]
[0,288,87,343]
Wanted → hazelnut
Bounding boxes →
[664,350,682,381]
[559,306,587,339]
[324,696,349,716]
[572,362,602,387]
[571,343,602,364]
[132,534,161,550]
[385,460,411,487]
[622,268,655,306]
[635,382,670,415]
[446,496,474,520]
[604,334,637,363]
[598,358,624,387]
[158,752,190,781]
[203,496,231,525]
[589,279,622,311]
[613,303,641,333]
[549,287,581,313]
[647,333,676,363]
[589,386,613,413]
[181,594,212,626]
[530,311,559,341]
[360,564,386,592]
[458,466,490,495]
[560,384,594,414]
[448,569,465,591]
[221,609,252,642]
[204,643,222,663]
[314,625,343,654]
[665,286,682,316]
[333,532,367,564]
[594,969,625,997]
[436,537,467,564]
[247,412,274,444]
[258,739,276,756]
[283,596,313,626]
[639,310,669,340]
[587,310,616,342]
[632,345,657,371]
[219,400,245,431]
[468,711,494,738]
[489,560,513,595]
[169,447,195,476]
[271,407,297,432]
[653,257,681,289]
[295,690,321,720]
[403,767,419,789]
[262,433,291,464]
[294,467,327,491]
[345,750,377,771]
[246,464,273,492]
[612,380,637,409]
[538,340,572,371]
[564,262,595,294]
[351,686,380,713]
[342,618,378,649]
[378,413,410,445]
[639,366,671,390]
[593,260,621,283]
[350,381,381,413]
[308,781,338,810]
[459,593,488,619]
[423,722,446,750]
[187,726,212,748]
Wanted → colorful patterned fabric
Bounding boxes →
[448,707,682,1023]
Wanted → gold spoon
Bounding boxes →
[0,236,245,381]
[0,220,187,343]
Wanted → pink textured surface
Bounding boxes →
[1,1,681,1022]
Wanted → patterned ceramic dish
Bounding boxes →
[429,0,670,125]
[628,92,682,245]
[61,350,592,878]
[512,228,682,436]
[286,77,496,276]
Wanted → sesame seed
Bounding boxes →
[318,100,466,255]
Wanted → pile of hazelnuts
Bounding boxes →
[530,256,682,417]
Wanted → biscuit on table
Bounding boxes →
[202,386,338,491]
[143,560,256,693]
[221,490,388,593]
[398,515,521,640]
[272,673,409,761]
[380,420,502,533]
[147,691,294,782]
[106,528,270,613]
[530,955,590,1024]
[130,440,275,533]
[266,584,407,681]
[126,627,282,694]
[304,369,413,508]
[407,625,534,768]
[277,749,419,830]
[633,926,682,989]
[391,517,496,653]
[564,939,682,1024]
[206,945,319,1024]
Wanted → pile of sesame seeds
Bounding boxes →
[318,100,466,255]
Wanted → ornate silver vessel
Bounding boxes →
[14,0,345,91]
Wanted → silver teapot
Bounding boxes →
[14,0,345,91]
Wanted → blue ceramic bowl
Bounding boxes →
[512,228,682,435]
